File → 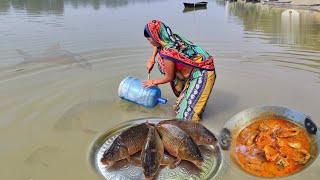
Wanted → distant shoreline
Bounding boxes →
[263,1,320,12]
[237,0,320,12]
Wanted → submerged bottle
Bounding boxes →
[118,76,167,108]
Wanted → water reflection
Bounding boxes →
[0,0,10,12]
[0,0,64,14]
[215,0,226,7]
[281,9,300,45]
[69,0,164,9]
[0,0,163,14]
[224,2,320,81]
[226,2,320,51]
[183,6,207,13]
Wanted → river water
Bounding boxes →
[0,0,319,179]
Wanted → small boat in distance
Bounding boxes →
[183,1,208,8]
[183,6,207,13]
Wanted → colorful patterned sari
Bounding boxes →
[145,20,216,121]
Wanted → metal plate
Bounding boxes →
[90,118,224,180]
[222,106,320,178]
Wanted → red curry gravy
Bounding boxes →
[234,118,311,177]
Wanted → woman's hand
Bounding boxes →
[142,79,156,88]
[146,57,155,73]
[143,58,175,88]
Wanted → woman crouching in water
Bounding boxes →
[142,20,216,122]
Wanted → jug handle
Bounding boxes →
[157,98,167,104]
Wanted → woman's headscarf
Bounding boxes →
[144,20,215,71]
[145,20,215,96]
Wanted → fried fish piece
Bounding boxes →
[263,145,279,162]
[293,149,310,165]
[277,127,300,138]
[256,131,274,149]
[288,142,302,149]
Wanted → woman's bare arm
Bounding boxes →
[146,46,158,73]
[143,59,175,87]
[151,46,158,59]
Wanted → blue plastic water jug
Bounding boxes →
[118,76,167,108]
